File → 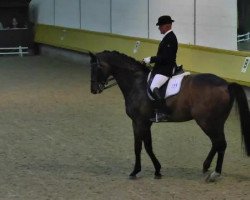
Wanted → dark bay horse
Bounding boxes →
[89,50,250,182]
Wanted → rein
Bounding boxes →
[104,76,117,90]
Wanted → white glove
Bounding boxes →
[143,57,151,64]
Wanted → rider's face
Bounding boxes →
[158,24,171,34]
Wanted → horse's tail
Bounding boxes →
[228,83,250,156]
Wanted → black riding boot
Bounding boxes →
[152,88,164,105]
[150,88,168,122]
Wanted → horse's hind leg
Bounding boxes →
[205,136,227,182]
[197,121,227,182]
[203,146,216,173]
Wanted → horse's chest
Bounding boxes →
[125,98,151,119]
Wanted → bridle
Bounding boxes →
[91,59,117,92]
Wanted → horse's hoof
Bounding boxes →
[154,173,162,179]
[205,171,221,183]
[129,175,137,180]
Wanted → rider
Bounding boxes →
[143,15,178,122]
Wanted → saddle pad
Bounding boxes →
[165,72,190,98]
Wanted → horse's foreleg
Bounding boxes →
[129,137,142,179]
[143,131,162,179]
[129,122,143,179]
[129,120,161,179]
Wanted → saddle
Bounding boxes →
[147,65,190,101]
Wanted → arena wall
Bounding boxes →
[35,24,250,86]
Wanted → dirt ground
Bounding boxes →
[0,55,249,200]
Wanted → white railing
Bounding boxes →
[237,32,250,42]
[0,46,29,57]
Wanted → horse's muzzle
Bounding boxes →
[91,82,104,94]
[91,89,98,94]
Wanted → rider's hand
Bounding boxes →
[142,57,151,64]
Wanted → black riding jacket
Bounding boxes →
[150,31,178,77]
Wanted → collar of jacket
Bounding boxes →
[161,29,172,41]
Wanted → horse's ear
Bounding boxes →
[89,51,97,62]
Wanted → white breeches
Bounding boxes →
[150,74,169,91]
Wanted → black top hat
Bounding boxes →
[156,15,174,26]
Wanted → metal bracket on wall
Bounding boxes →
[60,29,67,41]
[241,57,250,73]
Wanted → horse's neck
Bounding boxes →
[102,52,149,99]
[112,68,148,100]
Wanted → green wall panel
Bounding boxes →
[35,24,250,86]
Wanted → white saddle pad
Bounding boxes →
[165,72,190,98]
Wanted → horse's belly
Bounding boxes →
[167,111,193,122]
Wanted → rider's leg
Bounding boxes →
[150,74,169,122]
[150,74,169,103]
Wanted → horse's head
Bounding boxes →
[89,52,111,94]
